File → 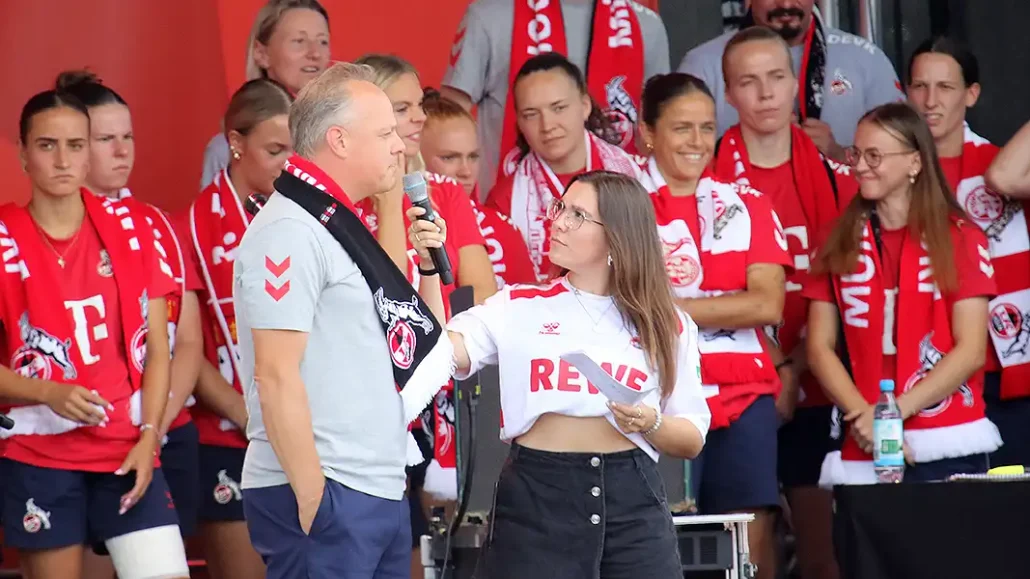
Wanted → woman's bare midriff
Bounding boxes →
[515,413,637,454]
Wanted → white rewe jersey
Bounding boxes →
[448,278,710,460]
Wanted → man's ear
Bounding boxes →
[327,126,348,159]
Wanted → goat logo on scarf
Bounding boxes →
[12,313,76,381]
[374,288,434,370]
[903,332,975,418]
[712,202,743,240]
[992,302,1030,359]
[605,75,638,149]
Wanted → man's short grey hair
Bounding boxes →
[290,62,376,157]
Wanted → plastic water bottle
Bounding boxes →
[873,379,905,483]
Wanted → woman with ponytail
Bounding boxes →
[638,71,794,579]
[56,69,205,579]
[183,78,292,579]
[485,53,646,283]
[0,89,188,579]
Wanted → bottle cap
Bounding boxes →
[879,379,895,392]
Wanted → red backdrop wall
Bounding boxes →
[0,0,659,212]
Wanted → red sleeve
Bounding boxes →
[951,226,998,301]
[802,272,836,303]
[435,181,486,250]
[486,175,514,215]
[744,192,794,271]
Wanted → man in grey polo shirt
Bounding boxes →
[231,62,412,578]
[679,0,904,159]
[441,0,671,195]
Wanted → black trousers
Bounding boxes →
[476,444,682,579]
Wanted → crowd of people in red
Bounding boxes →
[0,0,1027,578]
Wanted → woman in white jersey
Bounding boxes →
[408,171,710,578]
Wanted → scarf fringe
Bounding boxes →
[400,336,455,466]
[819,418,1003,487]
[423,459,459,501]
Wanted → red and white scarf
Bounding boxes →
[510,131,643,280]
[642,158,780,428]
[189,169,250,441]
[0,192,149,438]
[714,124,845,227]
[954,126,1030,400]
[113,189,196,431]
[714,125,857,407]
[498,0,645,177]
[821,218,1001,485]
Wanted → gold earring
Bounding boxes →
[231,148,242,161]
[646,142,654,151]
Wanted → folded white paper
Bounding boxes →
[560,350,653,406]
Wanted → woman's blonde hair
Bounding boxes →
[355,53,426,172]
[245,0,330,82]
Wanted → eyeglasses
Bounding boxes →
[547,199,603,231]
[844,146,916,169]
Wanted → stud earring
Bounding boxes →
[646,142,654,151]
[607,254,613,267]
[232,148,242,161]
[909,173,917,184]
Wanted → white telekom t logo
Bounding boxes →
[64,295,107,365]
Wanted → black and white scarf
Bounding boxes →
[275,155,454,465]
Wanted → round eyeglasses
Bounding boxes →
[547,199,603,231]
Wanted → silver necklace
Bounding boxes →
[571,287,615,332]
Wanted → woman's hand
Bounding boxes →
[609,402,658,434]
[41,382,112,426]
[406,206,448,263]
[844,404,875,453]
[115,428,160,515]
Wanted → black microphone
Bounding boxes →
[403,173,455,285]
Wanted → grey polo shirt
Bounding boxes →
[233,193,407,501]
[678,27,904,146]
[442,0,671,195]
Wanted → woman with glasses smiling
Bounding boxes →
[407,171,710,579]
[806,102,1001,485]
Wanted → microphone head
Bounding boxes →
[402,172,429,204]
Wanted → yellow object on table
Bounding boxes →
[987,465,1025,476]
